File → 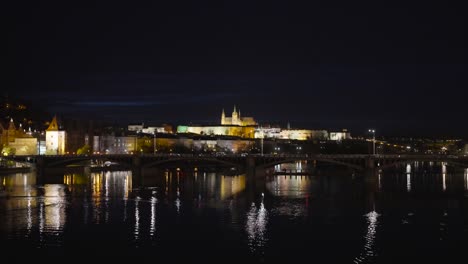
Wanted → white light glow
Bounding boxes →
[354,211,380,263]
[442,163,447,191]
[378,173,381,190]
[150,197,157,238]
[406,164,411,174]
[134,197,140,241]
[464,168,468,191]
[246,201,268,253]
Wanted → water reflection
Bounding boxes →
[134,196,141,242]
[190,172,246,200]
[1,164,468,260]
[465,168,468,191]
[442,163,447,191]
[246,200,268,254]
[378,173,382,191]
[266,175,312,198]
[175,189,181,214]
[43,185,67,232]
[88,171,132,199]
[150,195,157,238]
[354,211,380,263]
[406,164,411,192]
[37,184,68,247]
[220,175,246,200]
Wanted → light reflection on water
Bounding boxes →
[442,163,447,191]
[354,211,380,263]
[150,196,157,238]
[406,164,411,192]
[0,164,467,261]
[266,175,312,198]
[134,196,140,242]
[246,200,268,254]
[465,168,468,191]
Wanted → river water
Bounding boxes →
[1,163,467,262]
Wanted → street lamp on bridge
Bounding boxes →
[153,131,157,154]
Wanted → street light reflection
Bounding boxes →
[246,200,268,254]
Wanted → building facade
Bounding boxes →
[45,116,66,155]
[177,125,255,138]
[0,119,38,155]
[329,130,352,141]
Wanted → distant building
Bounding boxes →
[279,129,328,141]
[221,106,257,126]
[329,130,352,141]
[193,138,254,153]
[93,135,134,154]
[0,119,38,155]
[129,123,173,134]
[45,116,66,155]
[254,126,328,141]
[254,127,282,139]
[128,123,144,132]
[9,137,37,155]
[177,125,255,138]
[142,126,166,134]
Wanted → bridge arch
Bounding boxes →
[46,156,133,168]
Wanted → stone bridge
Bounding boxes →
[4,153,468,171]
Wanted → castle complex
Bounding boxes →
[221,106,256,126]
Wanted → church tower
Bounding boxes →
[232,105,239,125]
[221,108,226,125]
[7,118,16,143]
[46,116,66,155]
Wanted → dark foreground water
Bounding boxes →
[1,163,467,262]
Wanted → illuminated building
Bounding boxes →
[128,124,173,134]
[45,116,66,155]
[279,129,316,140]
[193,138,254,153]
[8,137,38,155]
[177,125,255,138]
[221,105,257,126]
[329,129,352,141]
[254,128,328,141]
[254,127,281,139]
[0,119,37,155]
[128,123,144,132]
[92,135,138,154]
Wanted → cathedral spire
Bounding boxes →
[221,108,226,125]
[8,118,16,131]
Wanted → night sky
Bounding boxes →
[7,1,468,138]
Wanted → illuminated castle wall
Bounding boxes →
[177,125,255,138]
[221,105,256,126]
[45,116,66,155]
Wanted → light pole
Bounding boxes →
[153,131,157,154]
[368,129,376,155]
